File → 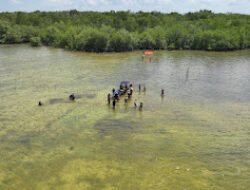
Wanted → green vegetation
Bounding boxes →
[30,36,41,47]
[0,10,250,52]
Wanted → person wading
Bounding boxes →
[107,93,111,104]
[139,102,143,111]
[161,89,164,96]
[38,101,43,106]
[134,99,137,107]
[112,99,116,109]
[69,94,75,101]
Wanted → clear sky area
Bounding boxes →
[0,0,250,14]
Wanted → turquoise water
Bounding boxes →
[0,45,249,190]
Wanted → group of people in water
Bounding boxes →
[107,83,139,109]
[107,83,144,110]
[38,82,165,111]
[107,82,164,111]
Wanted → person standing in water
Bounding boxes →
[139,102,143,111]
[107,93,111,104]
[114,90,119,100]
[129,84,134,94]
[128,85,133,98]
[69,94,75,101]
[161,89,164,96]
[134,99,137,107]
[139,84,141,92]
[112,99,116,109]
[127,89,132,98]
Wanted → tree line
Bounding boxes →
[0,10,250,52]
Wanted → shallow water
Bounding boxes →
[0,45,249,190]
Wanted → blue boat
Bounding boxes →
[119,81,130,95]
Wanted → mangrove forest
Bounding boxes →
[0,10,250,52]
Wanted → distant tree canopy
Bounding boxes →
[0,10,250,52]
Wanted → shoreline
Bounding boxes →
[1,43,250,54]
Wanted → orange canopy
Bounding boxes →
[143,50,154,56]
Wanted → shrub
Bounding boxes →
[30,36,41,47]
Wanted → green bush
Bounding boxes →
[30,36,41,47]
[109,29,134,52]
[0,21,9,43]
[75,28,108,52]
[4,27,22,44]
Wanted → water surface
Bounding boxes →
[0,45,250,190]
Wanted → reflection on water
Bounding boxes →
[0,45,250,190]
